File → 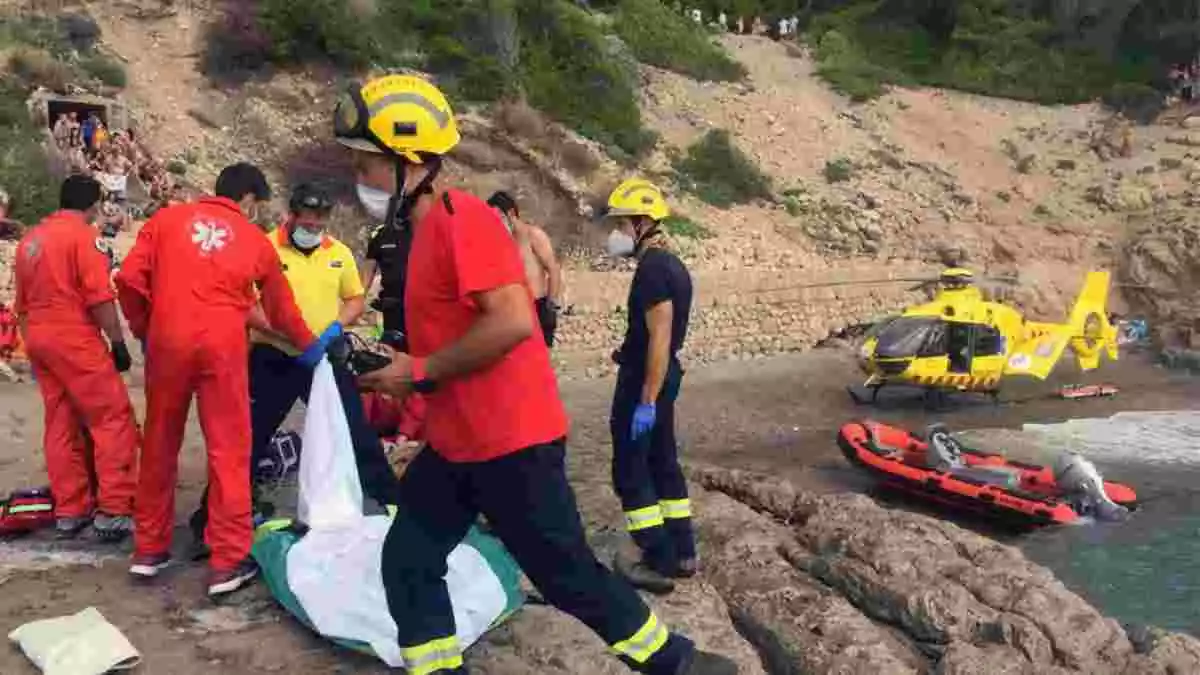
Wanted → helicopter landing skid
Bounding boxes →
[846,381,886,405]
[847,380,1001,408]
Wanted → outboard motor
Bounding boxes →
[1053,452,1129,521]
[924,424,965,471]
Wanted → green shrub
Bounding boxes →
[207,0,657,156]
[0,79,57,224]
[384,0,520,102]
[258,0,382,68]
[823,157,855,183]
[518,1,654,157]
[1102,82,1164,123]
[662,214,714,240]
[613,0,745,82]
[166,160,188,176]
[811,29,899,102]
[780,185,811,216]
[672,129,772,208]
[0,15,73,57]
[805,1,1155,106]
[4,14,126,91]
[78,53,127,88]
[7,47,75,92]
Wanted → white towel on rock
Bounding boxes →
[8,606,141,675]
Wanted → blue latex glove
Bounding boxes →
[630,403,657,441]
[297,322,343,367]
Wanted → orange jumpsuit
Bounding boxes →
[14,210,139,519]
[115,197,315,572]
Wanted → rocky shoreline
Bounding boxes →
[470,466,1200,674]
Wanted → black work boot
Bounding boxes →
[614,555,675,595]
[672,556,699,579]
[678,649,739,675]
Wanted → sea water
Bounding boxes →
[1007,411,1200,636]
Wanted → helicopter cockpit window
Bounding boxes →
[874,317,947,358]
[974,324,1005,356]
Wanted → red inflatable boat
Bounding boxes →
[838,420,1137,525]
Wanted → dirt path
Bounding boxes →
[0,346,1195,673]
[86,0,211,160]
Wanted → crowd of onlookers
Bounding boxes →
[50,111,184,216]
[676,5,802,39]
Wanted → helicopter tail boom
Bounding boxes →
[1005,271,1117,379]
[1065,271,1119,370]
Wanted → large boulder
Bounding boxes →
[1120,211,1200,344]
[688,466,1200,674]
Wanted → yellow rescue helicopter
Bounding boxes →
[848,268,1119,405]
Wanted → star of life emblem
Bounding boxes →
[192,219,231,254]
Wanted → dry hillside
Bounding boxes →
[11,0,1200,372]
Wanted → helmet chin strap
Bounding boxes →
[387,155,444,230]
[633,217,661,253]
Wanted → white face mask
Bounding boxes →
[356,184,392,221]
[606,229,636,258]
[291,226,323,249]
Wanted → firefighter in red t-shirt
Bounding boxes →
[115,163,320,598]
[339,75,736,675]
[14,175,139,541]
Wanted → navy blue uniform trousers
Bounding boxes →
[610,359,696,574]
[382,440,694,673]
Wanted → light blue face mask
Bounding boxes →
[291,226,323,250]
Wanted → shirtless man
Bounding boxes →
[487,191,564,347]
[52,114,70,149]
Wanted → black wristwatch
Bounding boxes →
[412,378,437,394]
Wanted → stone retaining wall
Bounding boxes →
[554,264,930,377]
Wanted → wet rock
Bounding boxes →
[936,642,1073,675]
[692,479,924,674]
[1124,630,1200,674]
[689,467,1200,674]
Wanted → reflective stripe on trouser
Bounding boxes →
[625,504,665,532]
[382,441,693,674]
[612,612,670,664]
[400,636,463,675]
[659,498,691,520]
[610,360,697,571]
